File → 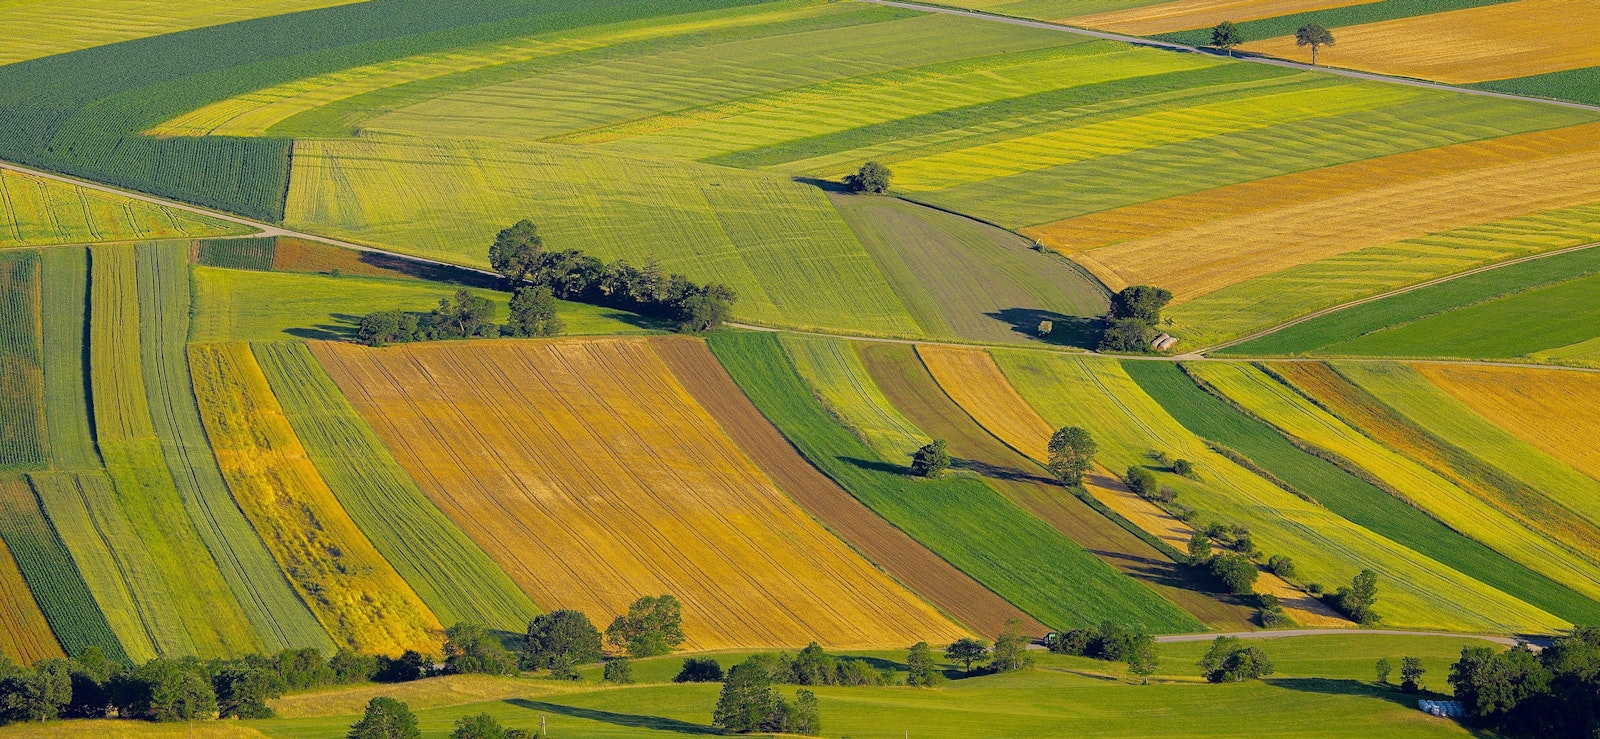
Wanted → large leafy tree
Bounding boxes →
[489,219,544,285]
[1210,21,1242,56]
[1047,426,1098,485]
[522,610,603,678]
[348,697,420,739]
[1295,23,1335,65]
[605,595,686,658]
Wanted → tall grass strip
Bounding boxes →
[254,341,538,633]
[708,333,1201,633]
[190,342,442,656]
[780,334,929,461]
[1415,365,1600,486]
[0,251,47,471]
[0,478,128,663]
[26,471,184,661]
[195,237,277,271]
[993,350,1561,632]
[136,243,332,653]
[0,532,62,664]
[39,248,97,471]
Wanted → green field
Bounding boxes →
[0,251,46,471]
[253,341,538,633]
[1134,361,1600,624]
[1474,66,1600,107]
[779,333,930,461]
[711,332,1201,633]
[38,248,97,471]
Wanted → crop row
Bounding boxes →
[0,251,46,470]
[39,248,98,471]
[195,236,277,271]
[0,530,62,664]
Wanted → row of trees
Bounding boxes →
[522,596,686,679]
[1208,20,1335,66]
[1448,626,1600,737]
[488,220,735,333]
[349,697,532,739]
[356,286,562,347]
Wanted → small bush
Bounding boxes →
[1171,459,1194,478]
[674,657,724,683]
[1125,466,1157,497]
[603,658,633,685]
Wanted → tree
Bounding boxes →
[910,439,950,478]
[990,620,1034,673]
[1295,23,1335,65]
[112,658,217,722]
[1124,465,1157,496]
[713,661,780,733]
[523,610,604,675]
[1187,530,1213,563]
[1126,639,1159,685]
[357,311,403,347]
[1400,656,1426,693]
[603,658,634,685]
[214,664,286,719]
[0,659,71,723]
[374,651,428,684]
[64,647,118,719]
[905,642,944,687]
[844,161,891,194]
[452,712,528,739]
[489,219,544,285]
[1199,637,1274,682]
[944,638,991,673]
[504,286,563,338]
[1334,569,1380,624]
[1171,458,1195,477]
[785,689,821,736]
[1047,426,1097,485]
[674,657,724,683]
[605,595,686,658]
[1108,285,1173,325]
[1098,318,1157,352]
[278,648,334,690]
[1211,20,1243,56]
[348,697,420,739]
[675,284,736,333]
[330,649,379,685]
[1376,657,1393,685]
[1265,554,1296,580]
[1208,553,1259,596]
[788,643,837,686]
[444,622,516,676]
[431,290,496,339]
[1198,636,1241,676]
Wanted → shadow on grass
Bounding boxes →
[1266,677,1453,709]
[355,250,502,289]
[840,456,911,475]
[791,175,853,194]
[985,308,1101,349]
[508,699,724,735]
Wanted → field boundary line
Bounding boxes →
[1150,628,1541,647]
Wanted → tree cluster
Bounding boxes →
[605,595,686,659]
[1046,622,1159,684]
[843,161,891,194]
[1098,285,1173,353]
[944,621,1034,676]
[488,219,736,333]
[443,622,517,677]
[1449,626,1600,737]
[357,289,508,347]
[1197,637,1274,683]
[713,662,821,735]
[1324,569,1380,624]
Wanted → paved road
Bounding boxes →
[861,0,1600,113]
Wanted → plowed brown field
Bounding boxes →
[313,338,964,650]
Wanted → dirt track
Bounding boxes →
[650,336,1040,638]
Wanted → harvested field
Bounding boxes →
[254,341,538,633]
[916,345,1057,462]
[1152,0,1516,45]
[780,334,929,462]
[313,338,960,649]
[0,533,62,664]
[1067,0,1370,36]
[1242,0,1600,84]
[1416,365,1600,485]
[0,251,45,471]
[0,169,247,249]
[0,477,128,663]
[993,350,1563,632]
[651,335,1034,637]
[708,333,1199,633]
[190,342,441,656]
[39,248,96,471]
[862,342,1252,630]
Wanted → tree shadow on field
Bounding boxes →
[355,251,501,289]
[841,456,911,475]
[508,700,724,735]
[950,457,1056,485]
[1266,677,1451,709]
[791,175,852,194]
[284,312,363,341]
[987,308,1101,349]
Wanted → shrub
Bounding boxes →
[374,651,429,684]
[1400,656,1425,693]
[843,161,891,193]
[445,622,517,676]
[1265,554,1297,580]
[989,621,1033,673]
[910,439,950,478]
[603,658,634,685]
[1198,637,1273,683]
[1171,459,1194,477]
[1046,629,1094,656]
[674,657,724,683]
[1124,466,1157,497]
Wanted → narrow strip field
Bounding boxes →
[39,248,97,471]
[991,351,1562,632]
[1067,0,1373,36]
[651,336,1037,637]
[709,332,1200,633]
[0,533,61,664]
[136,243,332,654]
[254,341,538,634]
[313,338,960,649]
[0,168,247,248]
[190,342,442,656]
[1415,365,1600,486]
[0,251,46,471]
[780,334,930,461]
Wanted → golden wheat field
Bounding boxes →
[1242,0,1600,83]
[1415,364,1600,484]
[0,534,62,664]
[311,338,965,650]
[1065,0,1366,35]
[188,342,442,656]
[915,345,1057,462]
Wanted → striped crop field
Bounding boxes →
[26,471,184,662]
[190,266,650,343]
[0,251,46,471]
[1065,0,1374,36]
[1145,0,1516,45]
[313,337,963,649]
[1475,67,1600,107]
[916,345,1058,463]
[861,342,1257,631]
[780,334,929,461]
[1241,0,1600,84]
[651,336,1042,638]
[989,350,1564,632]
[0,477,128,663]
[89,245,156,444]
[1185,362,1600,611]
[39,248,97,471]
[710,332,1203,633]
[1415,364,1600,486]
[253,341,539,633]
[195,237,276,271]
[0,532,62,665]
[0,169,248,249]
[135,243,333,654]
[189,342,442,656]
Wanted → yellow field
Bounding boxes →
[311,338,965,650]
[1189,362,1600,602]
[0,170,247,248]
[1241,0,1600,83]
[1030,137,1600,298]
[1416,364,1600,485]
[780,334,929,461]
[0,534,62,664]
[188,342,441,656]
[916,345,1056,462]
[1066,0,1366,35]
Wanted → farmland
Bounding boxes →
[710,332,1203,633]
[0,169,248,249]
[312,338,962,649]
[780,334,929,461]
[0,533,61,665]
[0,251,45,471]
[1415,364,1600,485]
[38,248,96,471]
[189,342,442,656]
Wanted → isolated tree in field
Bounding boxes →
[844,161,891,193]
[1334,569,1380,624]
[1375,657,1393,685]
[1400,656,1426,693]
[910,439,950,478]
[489,219,544,285]
[522,610,603,678]
[1047,426,1097,485]
[990,620,1034,673]
[1109,285,1172,326]
[606,595,685,658]
[905,642,944,687]
[348,697,420,739]
[1124,465,1157,496]
[1126,639,1159,685]
[945,638,991,673]
[1295,23,1334,65]
[444,622,516,676]
[1211,21,1242,56]
[504,286,563,338]
[713,661,780,732]
[1208,553,1259,596]
[1198,637,1274,682]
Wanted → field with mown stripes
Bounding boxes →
[0,169,248,249]
[1415,365,1600,486]
[39,248,96,471]
[780,334,929,461]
